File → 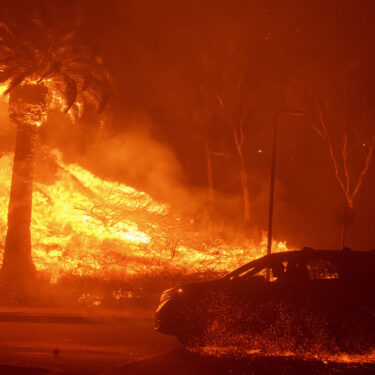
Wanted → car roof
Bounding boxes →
[225,248,375,279]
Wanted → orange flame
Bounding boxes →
[0,149,288,282]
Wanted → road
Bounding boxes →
[0,309,374,375]
[0,309,178,374]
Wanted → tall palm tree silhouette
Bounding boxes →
[0,13,113,285]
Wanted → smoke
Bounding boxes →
[73,123,186,205]
[52,118,260,242]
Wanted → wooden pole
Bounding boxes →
[266,111,304,281]
[266,114,278,281]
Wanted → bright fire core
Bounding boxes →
[0,149,287,283]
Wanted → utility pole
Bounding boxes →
[266,114,278,282]
[266,111,304,281]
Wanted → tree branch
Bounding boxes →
[238,109,245,148]
[342,131,350,193]
[311,96,328,139]
[208,151,231,159]
[327,142,347,199]
[352,137,375,200]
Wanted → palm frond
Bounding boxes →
[38,60,63,82]
[97,91,110,114]
[0,17,114,119]
[81,70,93,90]
[0,22,15,45]
[0,66,15,83]
[60,73,77,112]
[4,71,30,94]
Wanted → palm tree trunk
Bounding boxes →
[2,122,37,281]
[205,141,214,200]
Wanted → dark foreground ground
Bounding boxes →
[115,348,375,375]
[0,308,374,375]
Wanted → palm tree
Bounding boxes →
[0,19,113,286]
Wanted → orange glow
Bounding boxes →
[0,80,81,126]
[196,346,375,365]
[0,149,288,282]
[0,83,9,99]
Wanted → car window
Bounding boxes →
[230,266,267,280]
[237,266,256,278]
[250,268,267,280]
[306,259,339,280]
[271,261,288,281]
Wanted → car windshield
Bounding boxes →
[224,258,269,280]
[235,266,266,279]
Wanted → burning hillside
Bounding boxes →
[0,148,287,283]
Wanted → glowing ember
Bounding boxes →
[0,84,9,98]
[0,149,288,282]
[196,346,375,365]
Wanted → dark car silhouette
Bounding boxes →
[155,248,375,353]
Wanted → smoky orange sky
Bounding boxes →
[1,0,375,250]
